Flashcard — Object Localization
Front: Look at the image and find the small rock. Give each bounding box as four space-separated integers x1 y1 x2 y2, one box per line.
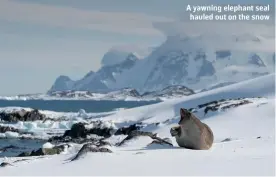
114 123 142 135
63 122 87 139
17 144 68 157
257 136 261 139
0 126 19 133
13 159 30 163
134 152 145 155
0 162 13 167
221 138 232 142
18 152 32 157
71 143 112 161
147 138 173 147
0 109 46 122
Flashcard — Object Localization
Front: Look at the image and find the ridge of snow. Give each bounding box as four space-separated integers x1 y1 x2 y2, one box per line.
0 72 274 176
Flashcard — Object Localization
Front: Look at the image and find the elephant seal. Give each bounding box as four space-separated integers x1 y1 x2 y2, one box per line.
170 108 214 150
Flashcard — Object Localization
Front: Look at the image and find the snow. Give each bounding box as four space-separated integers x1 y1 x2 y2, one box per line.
42 142 54 149
0 74 275 175
48 29 275 93
0 108 116 137
4 131 19 139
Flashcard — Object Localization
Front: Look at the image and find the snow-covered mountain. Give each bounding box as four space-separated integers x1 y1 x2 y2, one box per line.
49 53 139 92
1 85 194 101
49 34 275 93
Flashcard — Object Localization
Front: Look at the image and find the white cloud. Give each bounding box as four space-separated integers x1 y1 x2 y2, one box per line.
152 21 275 52
0 0 174 36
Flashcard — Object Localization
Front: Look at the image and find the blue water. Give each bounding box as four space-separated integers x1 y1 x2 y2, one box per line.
0 100 161 157
0 139 46 157
0 100 160 113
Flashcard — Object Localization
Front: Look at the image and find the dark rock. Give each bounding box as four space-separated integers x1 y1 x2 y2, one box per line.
204 106 219 115
71 143 112 161
63 122 87 139
198 98 253 115
221 138 232 142
61 121 115 142
198 100 219 109
134 152 145 155
257 136 261 139
0 109 46 122
96 139 112 147
87 127 113 138
147 137 173 147
248 54 266 67
117 130 160 146
0 162 13 167
221 100 252 110
18 151 32 157
0 126 19 133
17 144 68 157
216 50 231 59
114 123 142 135
13 159 30 163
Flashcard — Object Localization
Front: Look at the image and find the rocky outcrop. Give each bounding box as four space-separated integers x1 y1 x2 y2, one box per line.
0 109 46 122
63 122 88 139
71 143 112 162
0 162 13 167
117 130 172 147
114 123 143 135
49 122 145 144
147 138 173 148
183 98 256 116
63 121 115 138
0 126 19 133
48 121 116 144
18 144 70 157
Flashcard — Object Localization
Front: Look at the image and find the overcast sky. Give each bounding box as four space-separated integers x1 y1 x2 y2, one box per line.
0 0 274 95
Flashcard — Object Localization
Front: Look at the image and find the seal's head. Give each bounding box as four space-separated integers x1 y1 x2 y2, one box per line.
178 108 192 125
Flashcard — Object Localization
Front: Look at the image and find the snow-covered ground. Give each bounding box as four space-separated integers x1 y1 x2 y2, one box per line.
0 74 275 176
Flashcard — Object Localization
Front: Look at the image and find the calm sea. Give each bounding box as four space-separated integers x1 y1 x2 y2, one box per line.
0 99 160 157
0 99 160 113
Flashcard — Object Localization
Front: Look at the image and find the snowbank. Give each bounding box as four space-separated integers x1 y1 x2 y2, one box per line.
0 74 274 176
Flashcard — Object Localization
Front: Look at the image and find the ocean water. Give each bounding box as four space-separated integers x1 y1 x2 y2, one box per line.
0 139 46 157
0 100 160 113
0 99 160 157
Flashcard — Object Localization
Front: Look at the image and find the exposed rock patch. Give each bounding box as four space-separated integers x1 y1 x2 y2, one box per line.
117 130 172 147
221 138 232 142
18 144 70 157
0 109 46 122
114 123 143 135
187 98 257 115
0 162 13 167
71 143 112 162
147 138 173 148
49 121 115 144
0 126 19 133
49 122 145 144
